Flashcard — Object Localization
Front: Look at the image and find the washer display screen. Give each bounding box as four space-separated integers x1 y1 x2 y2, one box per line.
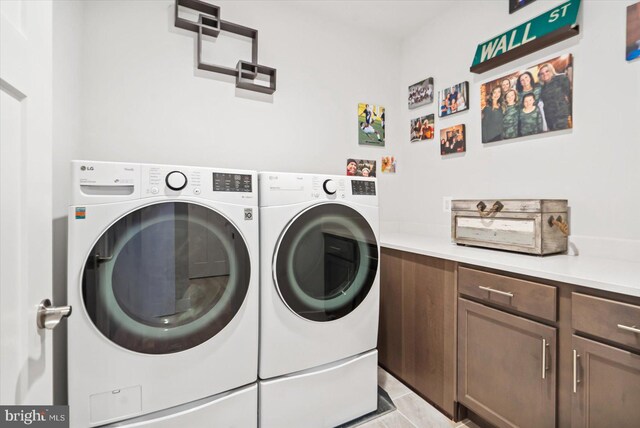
273 203 378 322
81 202 250 354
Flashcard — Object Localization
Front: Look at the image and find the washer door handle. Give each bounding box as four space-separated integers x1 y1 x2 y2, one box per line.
37 299 72 330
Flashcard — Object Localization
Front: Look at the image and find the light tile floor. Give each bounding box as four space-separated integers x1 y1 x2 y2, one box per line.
357 368 479 428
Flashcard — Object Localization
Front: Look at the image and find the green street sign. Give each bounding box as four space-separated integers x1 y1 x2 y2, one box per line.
472 0 580 70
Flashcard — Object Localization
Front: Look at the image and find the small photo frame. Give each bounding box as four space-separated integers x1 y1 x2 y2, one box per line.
381 156 396 173
440 125 466 155
346 158 376 177
410 114 434 143
438 81 469 118
358 103 385 146
509 0 537 14
408 77 434 109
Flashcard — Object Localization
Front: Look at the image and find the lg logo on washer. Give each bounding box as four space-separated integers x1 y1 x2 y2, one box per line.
79 165 94 171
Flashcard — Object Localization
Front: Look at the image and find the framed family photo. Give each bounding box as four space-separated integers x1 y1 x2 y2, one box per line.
440 125 466 155
346 158 376 177
358 103 385 146
408 78 434 109
480 54 573 144
410 114 434 143
438 82 469 118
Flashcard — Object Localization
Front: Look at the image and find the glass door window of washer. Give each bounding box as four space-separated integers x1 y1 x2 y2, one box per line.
82 202 250 354
274 203 378 322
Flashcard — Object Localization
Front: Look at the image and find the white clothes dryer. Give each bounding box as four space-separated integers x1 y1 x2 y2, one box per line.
258 172 379 428
67 161 259 428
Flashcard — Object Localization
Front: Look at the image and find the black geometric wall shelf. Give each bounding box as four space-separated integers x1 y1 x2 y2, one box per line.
174 0 277 94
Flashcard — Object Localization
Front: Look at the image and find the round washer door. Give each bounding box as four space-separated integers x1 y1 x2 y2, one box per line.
273 203 378 322
81 202 251 354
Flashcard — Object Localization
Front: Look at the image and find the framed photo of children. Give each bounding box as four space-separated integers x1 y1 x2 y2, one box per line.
408 78 434 109
480 54 573 144
346 158 376 177
509 0 537 14
438 82 469 118
358 103 385 146
410 114 434 143
440 125 466 155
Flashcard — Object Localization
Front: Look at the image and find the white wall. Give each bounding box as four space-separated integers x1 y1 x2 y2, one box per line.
77 1 400 192
388 0 640 256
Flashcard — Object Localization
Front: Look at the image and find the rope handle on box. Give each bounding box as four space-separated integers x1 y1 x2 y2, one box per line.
476 201 504 217
548 215 570 236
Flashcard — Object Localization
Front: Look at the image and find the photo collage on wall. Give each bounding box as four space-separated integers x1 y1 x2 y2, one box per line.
406 76 468 156
480 54 573 144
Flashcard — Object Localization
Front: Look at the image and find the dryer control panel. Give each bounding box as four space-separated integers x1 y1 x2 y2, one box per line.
259 172 377 207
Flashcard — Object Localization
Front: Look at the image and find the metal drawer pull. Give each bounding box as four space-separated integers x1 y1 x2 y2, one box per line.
542 339 549 379
573 350 581 393
478 285 514 298
617 324 640 334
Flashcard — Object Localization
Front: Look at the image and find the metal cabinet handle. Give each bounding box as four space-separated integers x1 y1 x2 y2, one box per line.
617 324 640 334
542 339 550 379
477 200 504 217
37 299 72 330
573 349 581 393
478 285 514 298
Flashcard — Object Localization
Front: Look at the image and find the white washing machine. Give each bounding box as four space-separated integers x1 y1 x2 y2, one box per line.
258 172 380 428
67 161 259 428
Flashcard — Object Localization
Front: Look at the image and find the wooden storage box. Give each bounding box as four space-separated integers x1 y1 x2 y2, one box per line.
451 199 568 255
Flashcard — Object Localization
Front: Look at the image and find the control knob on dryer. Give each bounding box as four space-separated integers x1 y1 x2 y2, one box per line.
323 179 337 195
166 171 188 191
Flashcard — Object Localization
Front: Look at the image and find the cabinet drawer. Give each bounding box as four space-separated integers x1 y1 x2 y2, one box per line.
572 293 640 351
458 266 557 322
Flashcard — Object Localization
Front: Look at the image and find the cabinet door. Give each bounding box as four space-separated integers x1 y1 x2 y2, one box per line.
378 248 403 375
571 335 640 428
458 298 556 428
402 253 455 415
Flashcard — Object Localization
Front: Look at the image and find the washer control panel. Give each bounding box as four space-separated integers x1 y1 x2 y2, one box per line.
142 164 256 203
213 173 252 192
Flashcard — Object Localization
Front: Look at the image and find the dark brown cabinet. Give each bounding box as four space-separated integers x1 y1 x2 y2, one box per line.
457 298 557 428
379 247 640 428
378 248 457 417
571 335 640 428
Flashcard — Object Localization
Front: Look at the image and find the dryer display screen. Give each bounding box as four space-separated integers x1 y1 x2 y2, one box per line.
213 173 252 192
351 180 376 196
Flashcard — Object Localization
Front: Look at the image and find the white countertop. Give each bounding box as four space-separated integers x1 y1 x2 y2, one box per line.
381 232 640 298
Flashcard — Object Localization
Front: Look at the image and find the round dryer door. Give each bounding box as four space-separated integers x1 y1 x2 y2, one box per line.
81 202 251 354
274 203 378 322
